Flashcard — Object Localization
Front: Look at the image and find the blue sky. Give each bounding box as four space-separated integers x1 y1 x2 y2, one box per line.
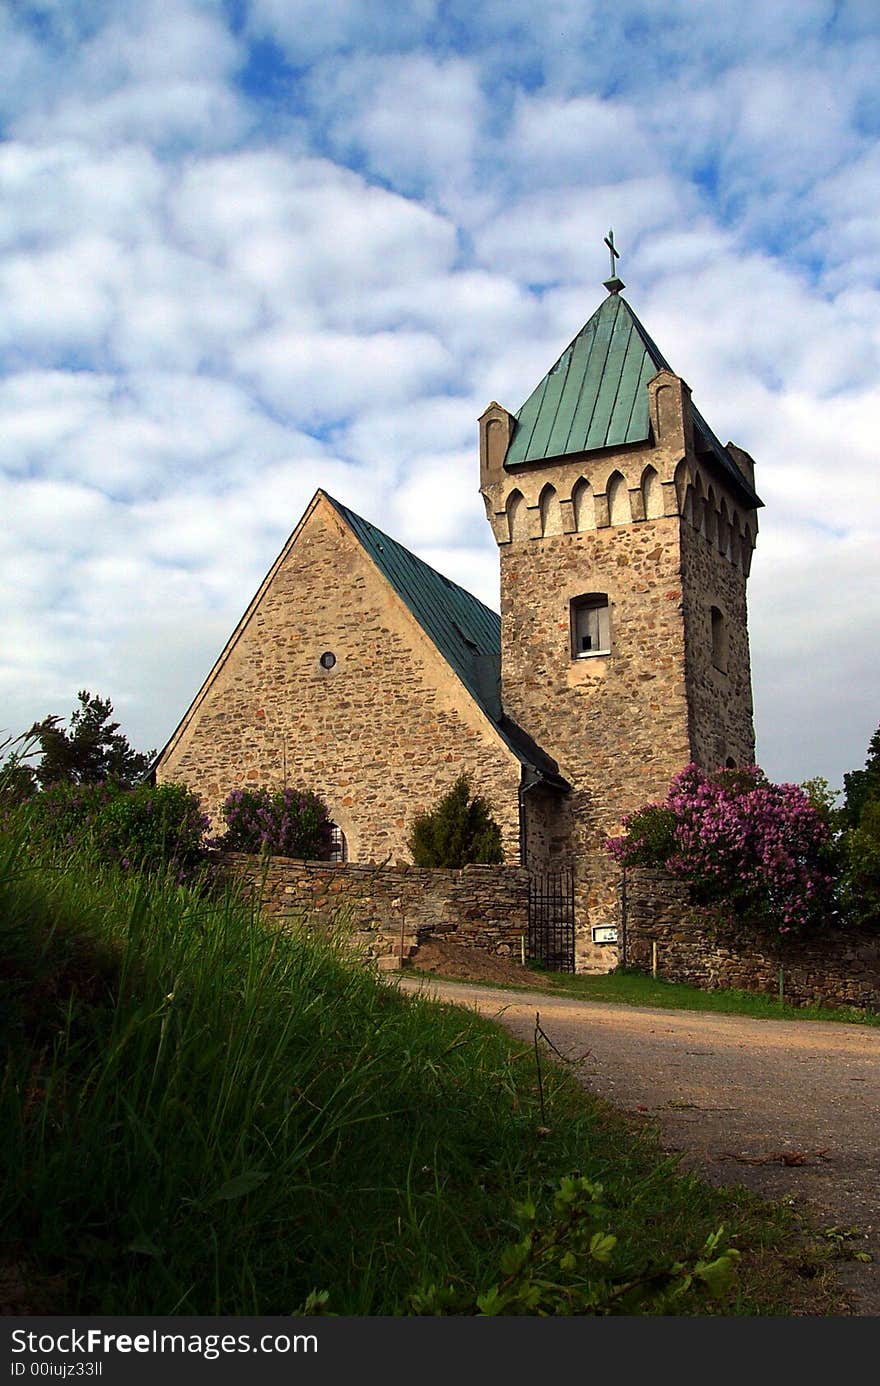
2 0 879 795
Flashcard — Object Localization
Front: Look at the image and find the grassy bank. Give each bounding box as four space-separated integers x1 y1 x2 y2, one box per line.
0 832 839 1314
516 966 880 1026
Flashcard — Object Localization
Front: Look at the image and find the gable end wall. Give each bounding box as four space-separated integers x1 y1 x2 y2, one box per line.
157 499 522 863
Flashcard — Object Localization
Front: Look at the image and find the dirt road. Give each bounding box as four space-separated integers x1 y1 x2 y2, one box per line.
398 977 880 1315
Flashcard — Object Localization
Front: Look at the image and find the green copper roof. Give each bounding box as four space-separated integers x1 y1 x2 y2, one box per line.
504 292 762 508
324 493 567 788
506 294 663 464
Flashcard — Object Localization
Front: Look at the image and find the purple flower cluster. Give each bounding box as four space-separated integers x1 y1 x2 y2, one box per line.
608 764 834 932
220 786 333 860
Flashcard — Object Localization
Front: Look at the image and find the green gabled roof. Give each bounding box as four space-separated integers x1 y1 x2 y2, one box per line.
324 493 567 789
504 293 762 508
506 294 663 465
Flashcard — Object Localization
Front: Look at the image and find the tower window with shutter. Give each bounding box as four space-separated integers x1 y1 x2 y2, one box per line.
570 594 611 658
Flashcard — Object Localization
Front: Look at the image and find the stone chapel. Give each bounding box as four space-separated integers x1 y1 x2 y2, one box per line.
156 268 762 970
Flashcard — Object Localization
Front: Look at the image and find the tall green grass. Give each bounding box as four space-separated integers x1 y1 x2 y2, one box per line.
0 830 834 1314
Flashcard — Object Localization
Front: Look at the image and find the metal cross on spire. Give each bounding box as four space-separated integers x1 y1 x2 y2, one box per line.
603 228 625 295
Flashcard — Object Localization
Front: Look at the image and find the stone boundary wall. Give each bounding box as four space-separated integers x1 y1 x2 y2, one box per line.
221 853 530 965
624 868 880 1011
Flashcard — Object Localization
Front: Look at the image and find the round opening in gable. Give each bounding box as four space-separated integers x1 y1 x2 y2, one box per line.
319 651 337 670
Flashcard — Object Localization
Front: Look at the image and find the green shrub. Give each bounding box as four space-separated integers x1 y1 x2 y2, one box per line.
608 765 833 933
840 797 880 928
10 780 209 878
842 725 880 829
609 804 676 867
0 748 37 807
93 782 210 877
408 1179 739 1315
1 830 756 1315
408 772 503 867
27 689 154 790
15 780 116 854
835 727 880 928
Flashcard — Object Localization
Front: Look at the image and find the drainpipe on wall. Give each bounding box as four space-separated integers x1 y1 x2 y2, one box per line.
518 773 530 868
619 866 628 968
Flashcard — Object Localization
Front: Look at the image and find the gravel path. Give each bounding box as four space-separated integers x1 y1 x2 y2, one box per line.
398 977 880 1315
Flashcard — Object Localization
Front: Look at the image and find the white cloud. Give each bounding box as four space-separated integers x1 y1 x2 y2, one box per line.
238 327 457 424
309 52 485 201
338 394 478 470
810 145 880 289
473 177 690 285
0 0 878 795
751 529 880 786
0 371 112 471
9 1 247 150
0 235 124 356
247 0 440 61
171 152 457 322
0 141 165 250
389 450 481 548
22 80 247 151
506 92 654 190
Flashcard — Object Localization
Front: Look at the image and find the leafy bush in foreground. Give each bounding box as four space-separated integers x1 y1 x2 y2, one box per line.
26 689 154 790
838 726 880 929
407 1180 738 1316
1 829 757 1316
92 781 210 876
840 798 880 928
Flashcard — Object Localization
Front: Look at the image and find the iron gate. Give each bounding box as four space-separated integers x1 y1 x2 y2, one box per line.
527 869 575 972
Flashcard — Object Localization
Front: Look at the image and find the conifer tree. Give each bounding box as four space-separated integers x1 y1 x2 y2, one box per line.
28 690 154 790
408 773 503 868
842 724 880 828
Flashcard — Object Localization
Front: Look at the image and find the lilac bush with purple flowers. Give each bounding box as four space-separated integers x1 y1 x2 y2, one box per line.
220 786 333 860
607 764 834 933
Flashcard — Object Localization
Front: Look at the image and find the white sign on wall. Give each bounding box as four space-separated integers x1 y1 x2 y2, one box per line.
592 925 618 945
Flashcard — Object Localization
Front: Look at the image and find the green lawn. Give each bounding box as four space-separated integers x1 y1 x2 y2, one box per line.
446 962 880 1027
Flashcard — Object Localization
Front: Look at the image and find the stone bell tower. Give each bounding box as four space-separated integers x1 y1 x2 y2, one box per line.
479 246 762 969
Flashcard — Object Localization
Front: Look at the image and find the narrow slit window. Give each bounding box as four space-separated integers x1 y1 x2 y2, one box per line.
571 595 611 658
711 606 728 673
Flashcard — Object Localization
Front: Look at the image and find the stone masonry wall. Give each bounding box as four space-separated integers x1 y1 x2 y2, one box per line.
680 524 756 769
223 852 530 966
521 783 567 874
500 515 692 968
158 496 523 865
625 869 880 1011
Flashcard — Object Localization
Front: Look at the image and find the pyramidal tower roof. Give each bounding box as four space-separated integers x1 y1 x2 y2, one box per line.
504 291 761 507
506 293 665 465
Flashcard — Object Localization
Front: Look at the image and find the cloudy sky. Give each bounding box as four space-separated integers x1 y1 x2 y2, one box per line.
2 0 879 794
